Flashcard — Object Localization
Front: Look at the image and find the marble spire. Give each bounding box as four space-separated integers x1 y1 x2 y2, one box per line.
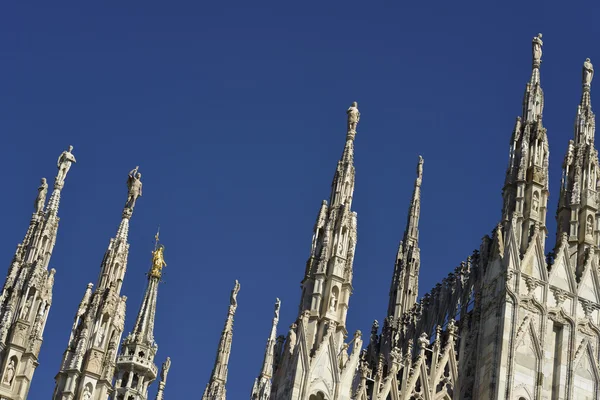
114 232 168 400
556 58 599 276
388 156 424 320
53 167 142 400
0 146 74 400
251 299 281 400
502 34 549 253
203 280 241 400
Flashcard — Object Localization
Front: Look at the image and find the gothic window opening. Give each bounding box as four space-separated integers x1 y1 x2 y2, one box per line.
121 372 129 388
132 373 139 390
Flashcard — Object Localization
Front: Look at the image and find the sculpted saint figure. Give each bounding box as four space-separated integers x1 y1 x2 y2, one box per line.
532 33 543 66
584 58 594 87
161 357 171 382
151 245 167 277
230 280 240 308
329 291 338 312
416 156 424 186
21 296 32 319
56 145 76 185
126 166 143 210
35 178 48 213
274 298 281 320
347 101 360 133
82 386 92 400
3 360 15 385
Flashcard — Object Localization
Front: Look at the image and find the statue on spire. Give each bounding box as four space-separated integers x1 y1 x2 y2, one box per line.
230 280 241 309
150 245 167 279
347 101 360 135
532 33 543 67
416 156 424 187
584 58 594 87
34 178 48 213
274 298 281 320
56 145 76 187
125 166 143 210
160 357 171 383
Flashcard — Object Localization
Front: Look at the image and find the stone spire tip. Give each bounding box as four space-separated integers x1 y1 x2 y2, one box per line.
583 58 594 90
346 101 360 140
532 33 543 69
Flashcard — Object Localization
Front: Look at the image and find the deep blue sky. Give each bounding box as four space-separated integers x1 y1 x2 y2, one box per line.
1 2 600 399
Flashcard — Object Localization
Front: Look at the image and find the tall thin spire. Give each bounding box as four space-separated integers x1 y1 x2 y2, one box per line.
251 299 280 400
203 280 241 400
114 231 168 400
556 58 598 276
0 146 74 400
53 166 143 400
502 34 549 254
388 156 424 320
271 102 364 399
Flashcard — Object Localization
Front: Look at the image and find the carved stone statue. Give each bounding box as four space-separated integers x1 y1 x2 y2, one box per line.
274 298 281 320
230 280 241 308
329 291 338 312
56 145 76 186
35 178 48 213
150 245 167 278
587 215 594 236
347 101 360 133
339 343 349 369
2 359 15 385
161 356 171 382
82 386 92 400
584 58 594 87
97 322 106 346
21 296 32 319
125 166 143 210
288 323 297 353
416 156 424 186
532 33 543 66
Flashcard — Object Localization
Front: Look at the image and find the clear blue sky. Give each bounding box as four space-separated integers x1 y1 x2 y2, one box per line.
1 2 599 398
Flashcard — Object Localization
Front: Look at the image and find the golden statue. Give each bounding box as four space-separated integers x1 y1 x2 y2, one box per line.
150 230 167 278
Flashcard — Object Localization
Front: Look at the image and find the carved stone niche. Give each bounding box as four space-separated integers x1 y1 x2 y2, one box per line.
85 349 104 375
11 321 29 347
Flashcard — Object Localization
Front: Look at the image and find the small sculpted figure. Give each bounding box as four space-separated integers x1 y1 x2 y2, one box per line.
35 178 48 213
3 360 15 385
347 101 360 133
532 33 543 66
161 357 171 382
56 145 76 185
125 166 143 210
230 280 240 308
584 58 594 87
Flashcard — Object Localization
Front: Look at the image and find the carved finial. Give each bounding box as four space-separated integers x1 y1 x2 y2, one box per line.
230 280 240 308
416 155 424 187
125 166 143 213
34 178 48 214
532 33 543 68
274 298 281 320
55 145 76 189
583 58 594 89
160 356 171 383
346 101 360 139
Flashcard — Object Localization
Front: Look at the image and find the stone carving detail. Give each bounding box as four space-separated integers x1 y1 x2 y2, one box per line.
125 166 143 211
2 359 15 386
35 178 48 213
161 356 171 382
82 385 92 400
346 101 360 135
532 33 543 67
584 58 594 87
56 145 76 187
